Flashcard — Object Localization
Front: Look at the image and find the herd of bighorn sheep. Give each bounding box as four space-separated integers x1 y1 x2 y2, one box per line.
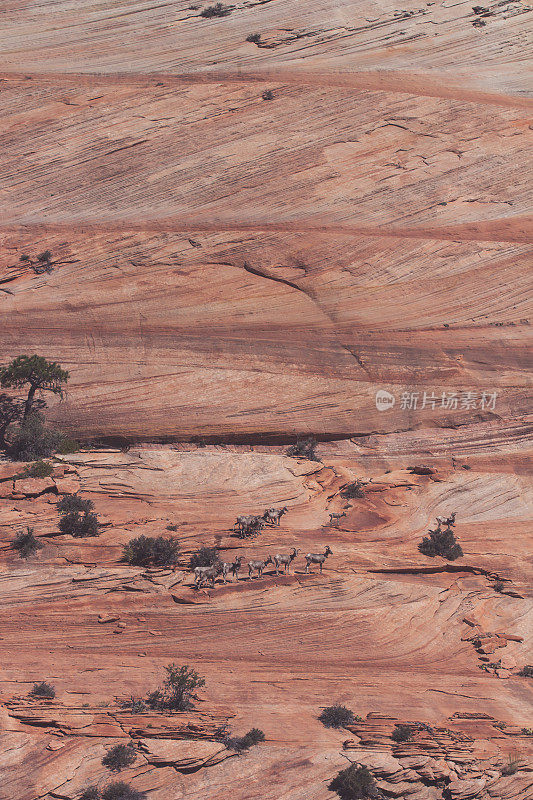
193 506 333 588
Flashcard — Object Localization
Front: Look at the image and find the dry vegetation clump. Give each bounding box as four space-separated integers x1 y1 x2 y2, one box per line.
29 681 55 699
319 705 357 729
102 743 137 772
328 763 379 799
12 527 43 559
146 664 205 711
224 727 265 752
122 535 179 567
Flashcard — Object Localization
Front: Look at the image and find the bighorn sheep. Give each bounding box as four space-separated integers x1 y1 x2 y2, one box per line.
263 506 288 526
305 545 332 573
329 511 347 524
234 515 265 538
248 555 273 579
193 564 220 588
220 555 244 583
436 512 456 528
273 548 300 575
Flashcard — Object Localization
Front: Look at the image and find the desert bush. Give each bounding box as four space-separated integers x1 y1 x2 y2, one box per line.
200 2 231 16
319 705 356 729
79 788 99 800
518 665 533 678
102 783 146 800
225 727 265 751
79 787 100 800
189 546 219 569
391 723 412 742
102 743 137 772
261 89 274 100
522 727 533 735
122 535 179 567
12 527 43 559
340 482 365 500
57 493 98 537
29 681 55 699
286 436 319 461
501 755 520 776
59 509 99 538
57 494 94 514
246 32 261 43
8 411 62 461
418 525 463 561
0 393 24 448
21 459 54 478
146 663 205 711
56 435 80 454
328 763 378 800
166 523 179 531
120 696 147 713
493 580 505 593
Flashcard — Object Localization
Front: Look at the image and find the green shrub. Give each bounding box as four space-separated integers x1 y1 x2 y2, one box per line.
328 763 378 800
189 546 219 570
57 494 99 538
225 727 265 751
57 494 93 514
200 2 231 16
102 743 137 772
518 665 533 678
340 482 365 500
59 510 99 538
391 723 412 742
122 535 179 567
79 787 100 800
12 527 43 559
120 697 147 713
102 784 146 800
318 705 355 729
501 756 520 776
286 437 319 461
20 459 54 478
418 524 463 561
8 412 61 461
30 681 55 699
146 663 205 711
56 435 80 454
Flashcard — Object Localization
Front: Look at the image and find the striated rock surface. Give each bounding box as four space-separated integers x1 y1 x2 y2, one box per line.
0 0 531 440
0 440 531 799
0 1 531 798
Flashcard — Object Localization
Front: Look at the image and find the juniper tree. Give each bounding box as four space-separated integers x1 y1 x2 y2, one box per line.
0 355 69 423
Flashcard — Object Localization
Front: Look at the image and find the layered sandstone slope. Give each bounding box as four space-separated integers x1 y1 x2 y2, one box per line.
1 1 531 440
1 223 531 438
1 0 531 99
0 440 531 799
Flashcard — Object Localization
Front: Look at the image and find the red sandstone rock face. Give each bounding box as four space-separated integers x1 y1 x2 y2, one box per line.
0 441 531 799
0 2 531 799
